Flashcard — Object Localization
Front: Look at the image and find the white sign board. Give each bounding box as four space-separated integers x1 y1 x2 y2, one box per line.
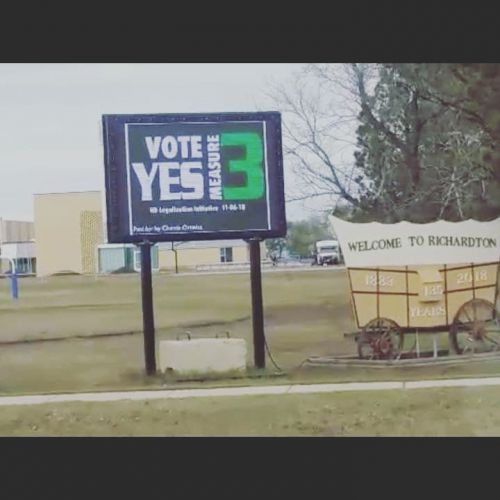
329 216 500 267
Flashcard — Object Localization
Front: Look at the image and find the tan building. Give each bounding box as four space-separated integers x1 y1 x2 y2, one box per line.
34 191 264 276
34 191 104 276
158 240 250 272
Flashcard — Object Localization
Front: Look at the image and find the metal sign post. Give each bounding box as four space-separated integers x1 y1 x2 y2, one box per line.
1 257 18 300
249 239 265 369
139 241 156 375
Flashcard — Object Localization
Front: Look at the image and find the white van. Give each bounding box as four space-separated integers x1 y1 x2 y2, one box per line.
314 240 340 265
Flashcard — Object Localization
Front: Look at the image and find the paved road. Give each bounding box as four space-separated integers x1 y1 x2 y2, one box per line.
1 376 500 407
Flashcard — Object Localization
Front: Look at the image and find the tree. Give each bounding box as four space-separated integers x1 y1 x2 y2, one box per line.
399 64 500 220
352 63 483 222
274 63 500 223
286 216 333 257
271 65 364 211
265 237 287 261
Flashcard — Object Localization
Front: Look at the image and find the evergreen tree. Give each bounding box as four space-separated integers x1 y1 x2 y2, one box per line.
353 63 500 222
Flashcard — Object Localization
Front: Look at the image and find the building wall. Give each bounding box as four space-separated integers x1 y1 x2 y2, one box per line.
0 219 34 244
33 190 267 275
159 247 218 269
0 258 9 273
34 192 103 276
232 246 248 263
80 210 104 273
180 248 225 267
159 244 249 270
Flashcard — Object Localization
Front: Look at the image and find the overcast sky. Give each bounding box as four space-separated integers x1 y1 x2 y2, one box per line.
0 63 348 222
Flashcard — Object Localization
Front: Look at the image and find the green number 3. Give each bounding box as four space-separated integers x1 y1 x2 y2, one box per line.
221 132 264 200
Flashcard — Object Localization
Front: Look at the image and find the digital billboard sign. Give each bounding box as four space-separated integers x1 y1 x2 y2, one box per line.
102 112 286 243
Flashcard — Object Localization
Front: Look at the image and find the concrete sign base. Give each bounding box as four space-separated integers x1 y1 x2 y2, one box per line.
159 338 247 375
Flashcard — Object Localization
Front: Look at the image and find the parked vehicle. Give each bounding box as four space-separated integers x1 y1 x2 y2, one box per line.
313 240 340 266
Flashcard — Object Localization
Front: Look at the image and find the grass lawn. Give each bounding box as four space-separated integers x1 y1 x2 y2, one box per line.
0 269 352 344
1 385 499 436
0 269 354 394
0 269 499 395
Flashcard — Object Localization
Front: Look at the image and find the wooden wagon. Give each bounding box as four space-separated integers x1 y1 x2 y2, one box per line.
347 262 500 359
330 216 500 360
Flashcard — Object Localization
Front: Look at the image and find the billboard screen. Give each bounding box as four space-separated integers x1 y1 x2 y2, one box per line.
102 112 286 243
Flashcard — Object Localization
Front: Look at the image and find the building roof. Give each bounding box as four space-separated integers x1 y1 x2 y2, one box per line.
33 190 101 197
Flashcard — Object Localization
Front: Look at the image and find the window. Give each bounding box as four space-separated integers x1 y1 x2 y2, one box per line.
13 257 35 274
98 247 127 273
133 246 159 272
220 247 233 263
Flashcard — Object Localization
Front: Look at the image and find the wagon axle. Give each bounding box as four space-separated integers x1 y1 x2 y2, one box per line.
366 334 394 359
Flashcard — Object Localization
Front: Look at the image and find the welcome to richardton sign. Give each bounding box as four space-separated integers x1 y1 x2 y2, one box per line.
330 215 500 267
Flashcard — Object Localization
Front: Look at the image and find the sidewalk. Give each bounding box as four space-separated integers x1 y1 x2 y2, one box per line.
1 376 500 407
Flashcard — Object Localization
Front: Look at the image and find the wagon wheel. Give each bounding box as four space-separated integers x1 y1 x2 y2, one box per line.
449 299 500 355
357 318 404 360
